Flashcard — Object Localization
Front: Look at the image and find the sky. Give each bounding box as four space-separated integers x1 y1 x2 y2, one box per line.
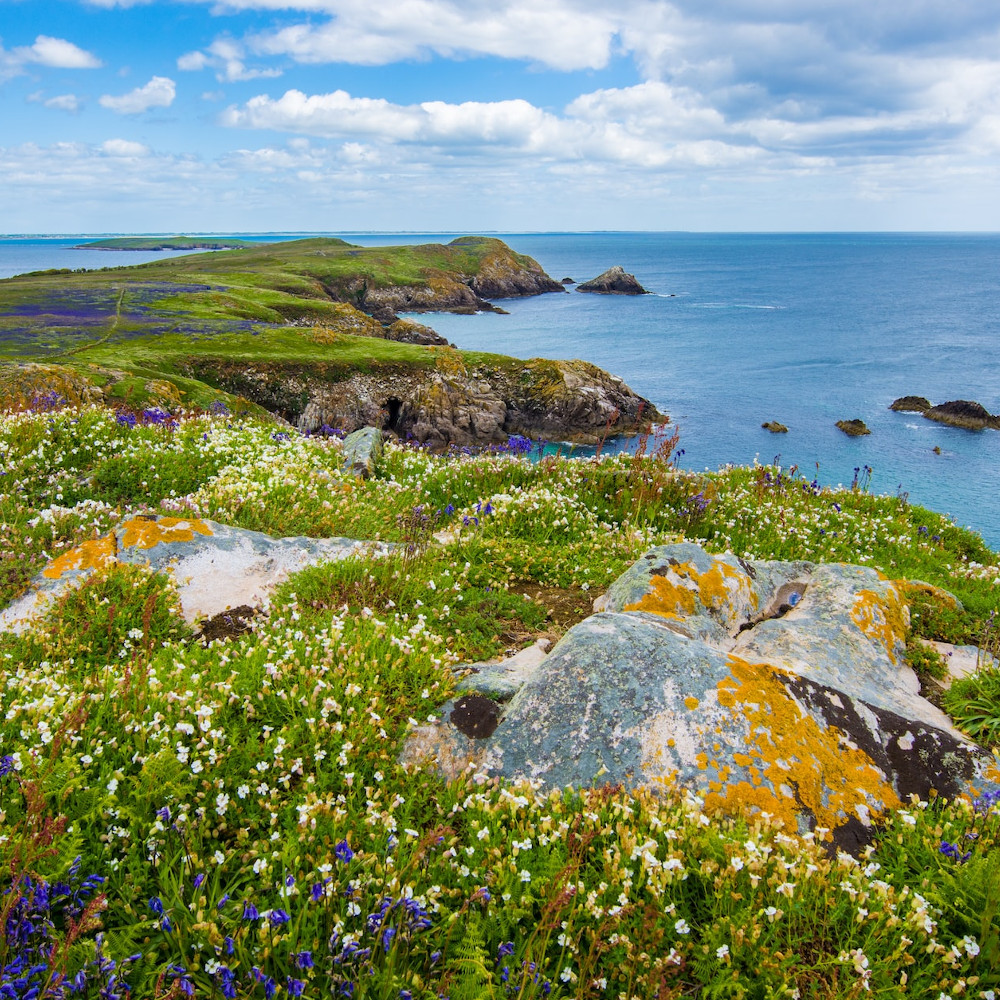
1 0 1000 233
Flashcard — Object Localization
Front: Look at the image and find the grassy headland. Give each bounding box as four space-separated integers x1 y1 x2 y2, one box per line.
1 398 999 998
0 237 591 421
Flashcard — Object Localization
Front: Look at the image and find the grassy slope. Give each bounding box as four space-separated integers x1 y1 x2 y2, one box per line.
1 406 998 999
0 237 548 409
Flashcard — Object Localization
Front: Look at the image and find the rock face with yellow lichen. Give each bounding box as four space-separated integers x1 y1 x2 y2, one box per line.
0 514 388 632
404 542 1000 853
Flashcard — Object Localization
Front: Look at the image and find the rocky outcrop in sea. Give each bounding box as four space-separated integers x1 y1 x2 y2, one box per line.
576 266 650 295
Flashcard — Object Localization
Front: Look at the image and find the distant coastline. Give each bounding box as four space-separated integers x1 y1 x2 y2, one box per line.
75 236 262 251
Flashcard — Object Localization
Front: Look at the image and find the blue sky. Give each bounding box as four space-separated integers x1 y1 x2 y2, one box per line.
2 0 999 232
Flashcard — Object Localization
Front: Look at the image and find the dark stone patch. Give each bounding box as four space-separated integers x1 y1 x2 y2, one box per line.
737 557 757 580
450 694 502 739
197 604 259 643
780 673 979 803
829 814 876 855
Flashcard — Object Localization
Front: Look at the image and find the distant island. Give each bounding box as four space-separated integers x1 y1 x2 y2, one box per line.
76 236 263 251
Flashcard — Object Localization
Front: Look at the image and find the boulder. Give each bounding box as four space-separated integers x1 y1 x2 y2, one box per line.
889 396 931 412
576 266 650 295
341 426 382 478
404 542 999 853
762 421 788 433
836 419 871 436
923 399 999 431
0 515 388 632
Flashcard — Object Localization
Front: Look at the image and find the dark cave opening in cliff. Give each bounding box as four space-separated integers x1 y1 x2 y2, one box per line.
383 397 402 432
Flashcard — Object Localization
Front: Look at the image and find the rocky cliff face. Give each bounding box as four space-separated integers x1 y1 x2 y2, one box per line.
308 356 661 446
197 351 664 447
352 238 565 322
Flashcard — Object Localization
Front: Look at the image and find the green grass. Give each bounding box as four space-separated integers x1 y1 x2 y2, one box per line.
0 236 564 418
1 402 999 999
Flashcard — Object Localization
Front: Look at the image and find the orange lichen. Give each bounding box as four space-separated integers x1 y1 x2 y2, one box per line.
684 696 699 710
850 587 907 663
42 535 116 579
625 573 696 618
624 557 756 623
704 654 900 837
119 517 214 550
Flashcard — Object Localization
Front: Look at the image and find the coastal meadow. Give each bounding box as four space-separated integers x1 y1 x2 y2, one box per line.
2 401 1000 999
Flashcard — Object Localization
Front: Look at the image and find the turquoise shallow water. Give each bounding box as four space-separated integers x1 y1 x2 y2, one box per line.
2 232 998 548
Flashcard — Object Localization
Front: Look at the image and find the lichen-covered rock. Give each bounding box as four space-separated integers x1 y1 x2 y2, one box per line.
577 266 650 295
405 542 1000 851
340 426 382 478
0 514 387 631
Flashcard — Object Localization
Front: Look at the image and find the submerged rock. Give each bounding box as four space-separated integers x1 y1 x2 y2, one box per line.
923 399 999 431
836 419 871 436
576 266 650 295
404 542 999 853
889 395 931 412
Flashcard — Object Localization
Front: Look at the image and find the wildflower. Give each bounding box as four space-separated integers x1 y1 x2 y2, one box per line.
148 896 164 916
334 840 354 863
270 908 291 926
243 900 260 921
716 944 730 959
674 918 691 934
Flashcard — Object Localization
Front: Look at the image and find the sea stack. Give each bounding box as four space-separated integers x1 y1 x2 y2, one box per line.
577 266 650 295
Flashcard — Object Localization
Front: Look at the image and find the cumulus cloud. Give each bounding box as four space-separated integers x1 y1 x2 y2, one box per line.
99 76 176 114
178 39 282 82
1 34 102 80
20 35 102 69
245 0 617 71
220 86 763 169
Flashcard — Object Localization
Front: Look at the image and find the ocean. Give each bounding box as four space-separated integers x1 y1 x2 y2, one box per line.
2 232 998 548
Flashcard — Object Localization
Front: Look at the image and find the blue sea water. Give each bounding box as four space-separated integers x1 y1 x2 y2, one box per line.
2 232 998 548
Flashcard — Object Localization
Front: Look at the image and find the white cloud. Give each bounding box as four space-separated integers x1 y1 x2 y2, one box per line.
246 0 617 71
42 93 83 112
18 35 102 69
178 39 282 82
1 34 101 80
220 87 761 169
99 76 177 114
101 138 150 156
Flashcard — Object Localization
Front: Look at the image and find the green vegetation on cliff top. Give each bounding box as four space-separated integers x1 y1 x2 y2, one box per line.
0 236 557 412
